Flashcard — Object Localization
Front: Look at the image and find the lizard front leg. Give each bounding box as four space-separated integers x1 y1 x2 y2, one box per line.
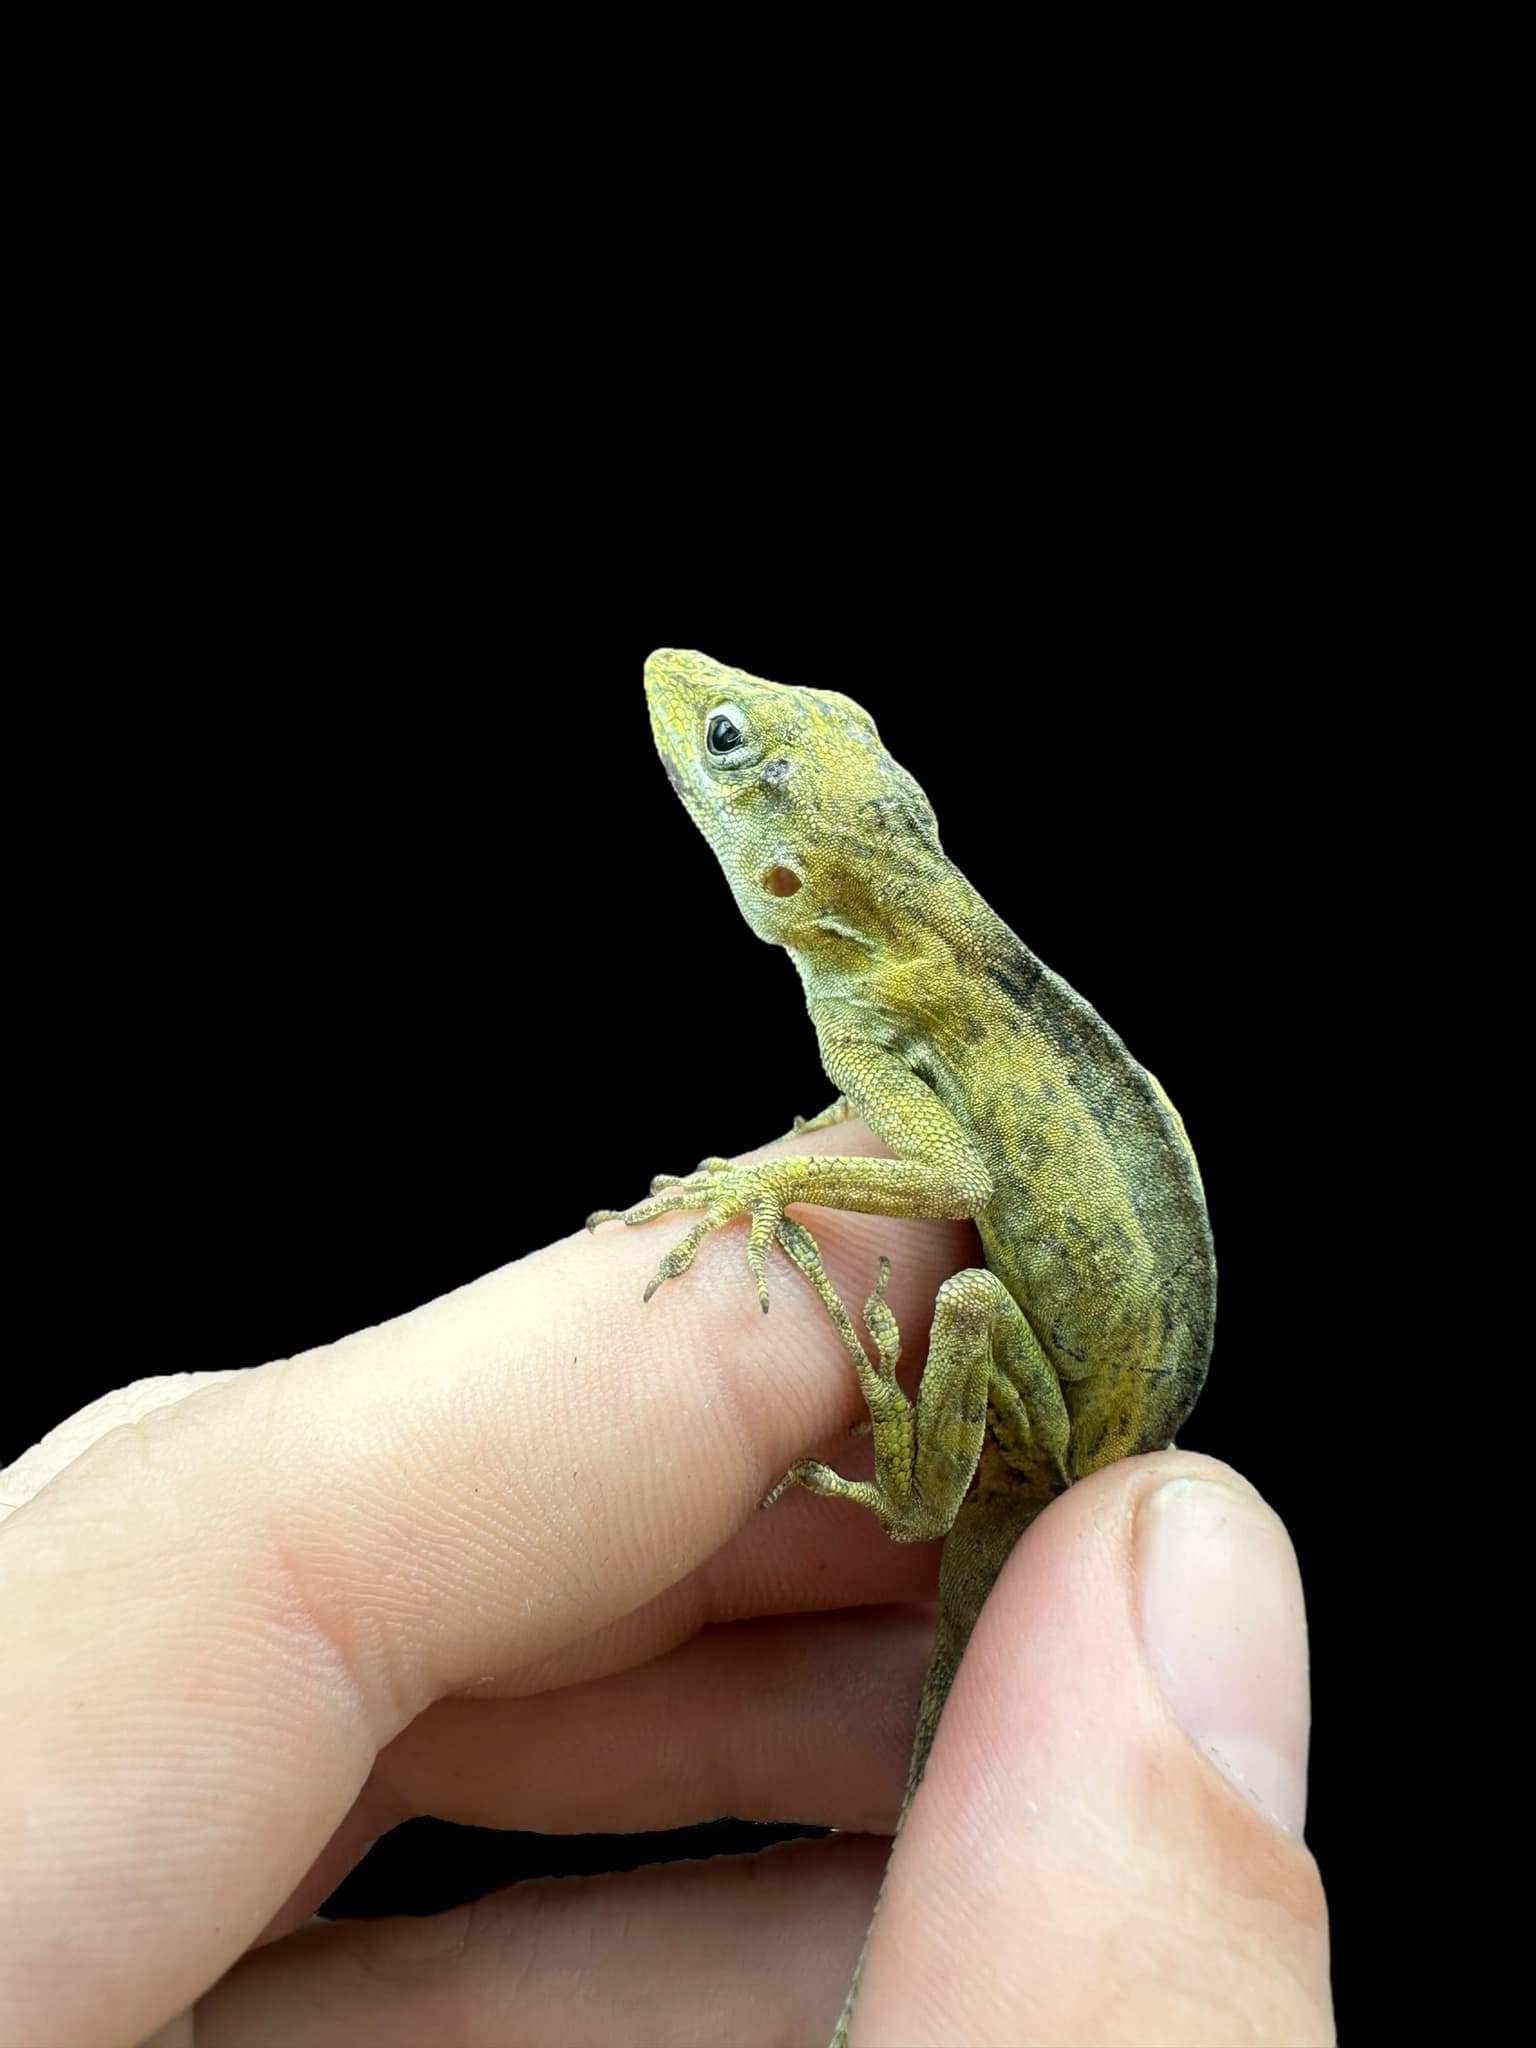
586 1040 992 1312
791 1095 854 1135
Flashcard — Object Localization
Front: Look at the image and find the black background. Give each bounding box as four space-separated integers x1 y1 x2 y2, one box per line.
11 496 1382 2032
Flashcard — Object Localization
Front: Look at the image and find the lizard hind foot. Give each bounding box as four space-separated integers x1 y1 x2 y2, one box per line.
844 1258 903 1434
862 1257 900 1378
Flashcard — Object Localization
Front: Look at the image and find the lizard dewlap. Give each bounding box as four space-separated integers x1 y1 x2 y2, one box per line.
589 647 1216 2047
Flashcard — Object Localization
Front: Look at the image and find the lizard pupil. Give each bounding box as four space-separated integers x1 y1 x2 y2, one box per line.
707 715 743 755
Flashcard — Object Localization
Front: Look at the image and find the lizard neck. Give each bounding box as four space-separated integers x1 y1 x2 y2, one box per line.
784 845 1058 1072
784 840 1024 995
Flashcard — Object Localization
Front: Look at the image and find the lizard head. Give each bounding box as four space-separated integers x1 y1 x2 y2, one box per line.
643 648 940 952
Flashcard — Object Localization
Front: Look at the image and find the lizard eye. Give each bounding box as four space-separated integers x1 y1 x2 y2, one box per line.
705 704 747 758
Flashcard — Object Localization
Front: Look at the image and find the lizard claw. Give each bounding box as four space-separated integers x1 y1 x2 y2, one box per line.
746 1194 785 1312
640 1206 727 1299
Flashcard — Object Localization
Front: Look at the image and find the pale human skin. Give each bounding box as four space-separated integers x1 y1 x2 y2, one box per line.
0 1124 1332 2047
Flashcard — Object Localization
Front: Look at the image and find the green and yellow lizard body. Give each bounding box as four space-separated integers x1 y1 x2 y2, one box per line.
589 649 1216 2046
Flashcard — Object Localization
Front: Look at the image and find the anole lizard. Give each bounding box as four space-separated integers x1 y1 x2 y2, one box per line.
588 649 1216 2046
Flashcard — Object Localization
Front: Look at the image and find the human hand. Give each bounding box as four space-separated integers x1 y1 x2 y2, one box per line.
0 1123 1331 2045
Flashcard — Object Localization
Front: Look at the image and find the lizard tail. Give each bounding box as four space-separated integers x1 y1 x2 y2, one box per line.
827 1482 1048 2047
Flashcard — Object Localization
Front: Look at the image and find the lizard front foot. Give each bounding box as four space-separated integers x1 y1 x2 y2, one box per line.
587 1160 793 1312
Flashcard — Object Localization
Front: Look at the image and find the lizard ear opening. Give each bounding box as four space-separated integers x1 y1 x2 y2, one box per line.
764 866 802 898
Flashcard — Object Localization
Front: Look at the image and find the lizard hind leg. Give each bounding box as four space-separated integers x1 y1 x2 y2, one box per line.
777 1267 1071 1542
759 1224 903 1513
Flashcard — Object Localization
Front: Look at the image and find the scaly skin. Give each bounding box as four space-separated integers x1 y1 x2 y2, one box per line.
588 649 1216 2046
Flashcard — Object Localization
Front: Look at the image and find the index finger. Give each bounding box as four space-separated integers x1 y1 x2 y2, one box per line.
0 1121 972 2048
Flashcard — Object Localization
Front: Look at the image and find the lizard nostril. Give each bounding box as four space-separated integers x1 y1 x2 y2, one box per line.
764 866 802 897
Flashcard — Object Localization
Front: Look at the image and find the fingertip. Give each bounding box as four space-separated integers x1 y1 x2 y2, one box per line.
1134 1466 1310 1836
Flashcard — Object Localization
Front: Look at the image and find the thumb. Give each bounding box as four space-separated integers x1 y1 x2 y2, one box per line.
851 1452 1333 2047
